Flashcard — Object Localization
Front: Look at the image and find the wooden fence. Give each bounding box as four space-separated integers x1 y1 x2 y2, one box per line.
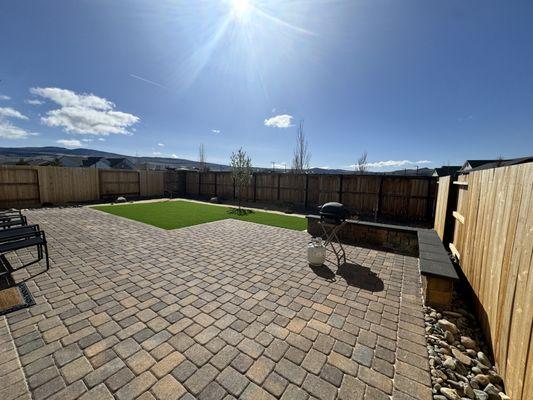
185 171 437 223
435 162 533 400
0 166 178 208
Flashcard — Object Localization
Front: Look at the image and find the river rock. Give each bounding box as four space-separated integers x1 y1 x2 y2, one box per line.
452 348 472 366
473 389 489 400
460 382 476 399
461 336 477 349
440 387 461 400
444 356 456 370
487 373 503 385
438 319 459 334
473 374 490 387
483 383 500 400
444 330 455 344
477 352 491 367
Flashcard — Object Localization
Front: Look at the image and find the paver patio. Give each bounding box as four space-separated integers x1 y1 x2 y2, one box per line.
0 207 432 400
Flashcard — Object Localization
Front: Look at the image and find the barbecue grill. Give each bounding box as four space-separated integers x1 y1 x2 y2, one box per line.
317 202 348 268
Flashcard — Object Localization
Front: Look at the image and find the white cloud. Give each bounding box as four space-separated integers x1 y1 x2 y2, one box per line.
0 121 37 139
0 94 11 101
264 114 293 128
0 107 36 139
57 139 82 148
25 99 44 105
82 138 93 142
152 151 162 156
98 138 106 141
171 154 178 159
157 142 165 147
30 87 139 135
211 129 220 134
0 107 28 120
348 159 433 170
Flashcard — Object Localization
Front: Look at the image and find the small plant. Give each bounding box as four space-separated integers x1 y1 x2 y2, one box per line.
230 147 252 209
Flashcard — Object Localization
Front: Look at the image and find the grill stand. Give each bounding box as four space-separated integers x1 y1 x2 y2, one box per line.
318 220 347 269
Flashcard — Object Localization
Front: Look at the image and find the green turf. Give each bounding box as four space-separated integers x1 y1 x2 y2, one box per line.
93 200 307 231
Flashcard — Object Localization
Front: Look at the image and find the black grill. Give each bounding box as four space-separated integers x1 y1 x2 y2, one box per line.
319 202 349 225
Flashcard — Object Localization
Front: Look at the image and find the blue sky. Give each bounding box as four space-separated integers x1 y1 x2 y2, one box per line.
0 0 532 170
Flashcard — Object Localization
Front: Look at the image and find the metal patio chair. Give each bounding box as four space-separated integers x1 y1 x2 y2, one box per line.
0 224 49 279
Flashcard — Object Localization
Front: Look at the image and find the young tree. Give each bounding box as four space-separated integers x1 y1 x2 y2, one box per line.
291 120 311 172
230 147 252 209
50 157 62 167
198 143 207 172
356 151 368 173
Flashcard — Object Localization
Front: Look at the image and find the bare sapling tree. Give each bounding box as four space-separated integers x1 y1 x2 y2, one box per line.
198 143 207 172
291 120 311 173
230 147 253 210
356 151 368 173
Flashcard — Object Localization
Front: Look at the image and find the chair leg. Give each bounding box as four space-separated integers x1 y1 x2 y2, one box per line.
44 242 50 271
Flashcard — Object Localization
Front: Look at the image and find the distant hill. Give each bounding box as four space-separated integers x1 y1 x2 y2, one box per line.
0 146 434 176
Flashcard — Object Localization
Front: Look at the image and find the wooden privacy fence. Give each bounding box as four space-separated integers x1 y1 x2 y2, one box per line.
0 166 177 208
434 162 533 400
185 171 437 223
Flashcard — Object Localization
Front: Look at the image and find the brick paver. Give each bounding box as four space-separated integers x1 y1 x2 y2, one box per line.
1 207 432 399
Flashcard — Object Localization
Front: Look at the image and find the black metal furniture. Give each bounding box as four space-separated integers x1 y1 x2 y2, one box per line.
0 214 28 229
0 224 49 279
317 202 349 268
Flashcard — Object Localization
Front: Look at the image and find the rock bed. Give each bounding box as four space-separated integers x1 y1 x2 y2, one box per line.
424 292 510 400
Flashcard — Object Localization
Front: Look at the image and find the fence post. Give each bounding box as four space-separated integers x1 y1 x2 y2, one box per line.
304 174 309 209
338 175 343 203
253 173 257 202
425 178 433 222
277 174 281 201
214 173 217 197
376 176 384 220
198 172 201 196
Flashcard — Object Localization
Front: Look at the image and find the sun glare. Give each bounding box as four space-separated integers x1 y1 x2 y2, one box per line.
231 0 251 19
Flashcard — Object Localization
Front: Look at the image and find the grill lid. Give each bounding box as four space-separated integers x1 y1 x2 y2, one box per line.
319 202 349 223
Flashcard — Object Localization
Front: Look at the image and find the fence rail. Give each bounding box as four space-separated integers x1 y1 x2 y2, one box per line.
435 162 533 400
185 171 437 223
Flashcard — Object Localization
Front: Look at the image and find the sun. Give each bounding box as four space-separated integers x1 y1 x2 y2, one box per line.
231 0 251 19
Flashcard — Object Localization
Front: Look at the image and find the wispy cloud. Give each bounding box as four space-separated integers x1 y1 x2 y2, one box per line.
98 138 106 142
264 114 293 128
171 154 179 159
129 74 168 90
57 139 82 148
211 129 220 134
25 99 44 105
0 107 28 120
82 138 93 143
31 87 140 135
157 142 165 147
0 94 11 101
152 151 162 156
0 107 37 139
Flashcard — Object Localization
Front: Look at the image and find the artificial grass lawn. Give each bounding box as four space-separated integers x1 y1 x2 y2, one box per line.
93 200 307 231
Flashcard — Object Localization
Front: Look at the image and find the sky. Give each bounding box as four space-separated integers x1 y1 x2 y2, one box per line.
0 0 532 170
